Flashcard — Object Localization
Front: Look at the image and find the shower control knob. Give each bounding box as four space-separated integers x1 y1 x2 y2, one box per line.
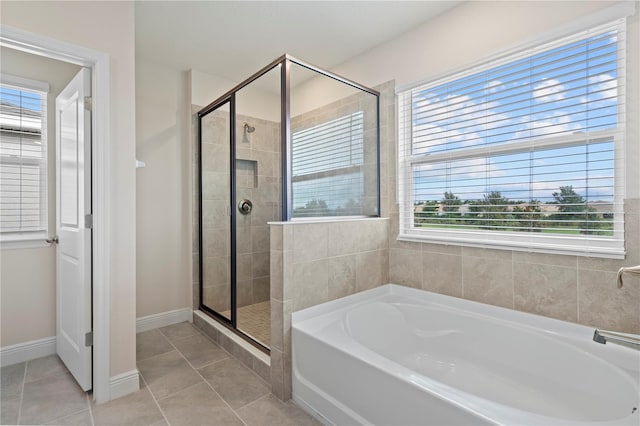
238 199 253 215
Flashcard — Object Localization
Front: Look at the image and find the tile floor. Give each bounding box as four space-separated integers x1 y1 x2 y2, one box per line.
0 322 319 425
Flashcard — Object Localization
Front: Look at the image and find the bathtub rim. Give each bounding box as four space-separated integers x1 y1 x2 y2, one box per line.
291 283 640 425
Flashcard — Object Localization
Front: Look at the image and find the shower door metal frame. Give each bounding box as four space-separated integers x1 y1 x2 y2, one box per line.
197 96 238 332
197 53 381 351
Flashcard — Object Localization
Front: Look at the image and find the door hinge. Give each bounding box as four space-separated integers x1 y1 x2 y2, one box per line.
85 331 93 347
84 96 93 112
85 214 93 229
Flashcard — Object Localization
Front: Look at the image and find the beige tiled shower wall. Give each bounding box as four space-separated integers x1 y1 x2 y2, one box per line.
235 113 281 308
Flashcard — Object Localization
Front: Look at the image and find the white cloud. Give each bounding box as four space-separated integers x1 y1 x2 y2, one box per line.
484 80 503 94
533 78 565 103
587 74 618 101
514 112 583 139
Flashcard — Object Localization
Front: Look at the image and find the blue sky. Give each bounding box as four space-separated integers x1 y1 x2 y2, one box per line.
412 30 618 204
0 87 42 112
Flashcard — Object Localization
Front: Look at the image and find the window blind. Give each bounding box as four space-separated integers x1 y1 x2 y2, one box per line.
398 19 626 257
0 82 48 236
291 111 365 217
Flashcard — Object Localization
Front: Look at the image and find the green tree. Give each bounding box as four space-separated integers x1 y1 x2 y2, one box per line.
293 199 330 217
441 192 463 226
512 200 543 232
480 191 513 230
442 192 462 212
550 186 600 234
552 186 586 213
414 201 439 226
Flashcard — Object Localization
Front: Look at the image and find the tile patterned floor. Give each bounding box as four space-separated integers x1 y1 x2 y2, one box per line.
222 301 271 346
0 322 318 425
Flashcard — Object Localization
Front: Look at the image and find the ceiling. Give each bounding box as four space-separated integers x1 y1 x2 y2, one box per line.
135 1 460 82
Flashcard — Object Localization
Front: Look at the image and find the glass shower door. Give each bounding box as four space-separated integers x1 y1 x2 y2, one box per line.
199 101 232 322
233 67 281 349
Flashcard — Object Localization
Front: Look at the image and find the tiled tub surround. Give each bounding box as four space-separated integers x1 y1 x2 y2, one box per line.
388 201 640 334
269 218 389 400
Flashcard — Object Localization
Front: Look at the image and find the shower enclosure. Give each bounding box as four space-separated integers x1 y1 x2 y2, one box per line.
197 54 379 350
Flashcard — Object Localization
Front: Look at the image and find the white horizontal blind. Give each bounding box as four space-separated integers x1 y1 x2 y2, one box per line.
291 111 364 217
398 19 626 257
0 82 48 237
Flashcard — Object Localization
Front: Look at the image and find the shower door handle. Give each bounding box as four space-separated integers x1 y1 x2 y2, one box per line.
238 199 253 215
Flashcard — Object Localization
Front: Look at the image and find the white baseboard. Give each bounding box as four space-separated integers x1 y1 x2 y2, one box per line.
0 336 56 367
109 369 139 400
136 307 193 333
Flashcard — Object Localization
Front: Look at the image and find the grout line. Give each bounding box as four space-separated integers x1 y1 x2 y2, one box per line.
136 348 177 364
86 392 96 426
153 379 205 403
576 255 580 323
233 392 272 412
16 359 29 425
461 254 465 299
164 335 250 426
191 354 231 371
139 373 171 426
512 254 516 309
46 406 92 426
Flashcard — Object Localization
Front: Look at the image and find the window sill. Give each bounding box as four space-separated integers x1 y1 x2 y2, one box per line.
1 236 50 250
397 232 625 260
269 216 386 225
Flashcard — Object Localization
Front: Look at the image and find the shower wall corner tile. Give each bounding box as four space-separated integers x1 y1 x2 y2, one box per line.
270 299 284 352
270 225 283 251
270 348 285 401
270 251 283 302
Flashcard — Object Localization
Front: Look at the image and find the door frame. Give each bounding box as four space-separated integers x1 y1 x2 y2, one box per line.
0 25 111 403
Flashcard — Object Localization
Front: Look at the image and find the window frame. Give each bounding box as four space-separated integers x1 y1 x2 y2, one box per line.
0 74 50 249
397 19 627 259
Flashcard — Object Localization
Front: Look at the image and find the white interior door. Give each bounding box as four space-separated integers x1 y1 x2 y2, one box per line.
55 67 92 391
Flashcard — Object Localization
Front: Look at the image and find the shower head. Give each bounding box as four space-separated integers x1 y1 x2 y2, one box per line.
243 122 255 133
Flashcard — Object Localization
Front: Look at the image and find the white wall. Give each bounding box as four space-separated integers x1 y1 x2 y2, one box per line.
0 47 80 347
135 58 191 317
1 1 137 377
191 69 281 121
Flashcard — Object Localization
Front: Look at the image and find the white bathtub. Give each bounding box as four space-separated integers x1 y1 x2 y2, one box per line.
291 284 640 426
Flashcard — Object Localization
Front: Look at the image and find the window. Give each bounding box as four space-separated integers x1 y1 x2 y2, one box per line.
398 19 626 257
0 75 49 244
291 111 366 217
